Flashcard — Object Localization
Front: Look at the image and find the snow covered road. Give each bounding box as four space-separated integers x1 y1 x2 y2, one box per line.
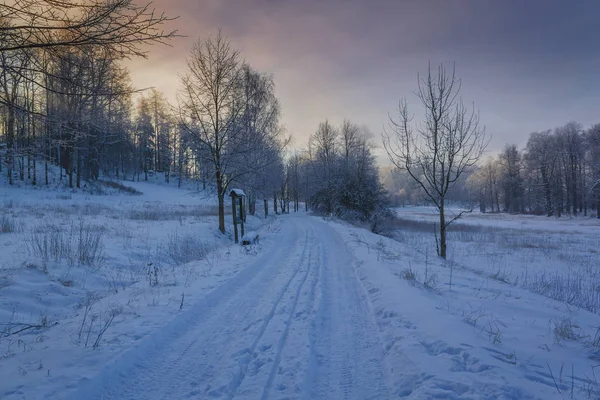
60 212 589 400
68 215 390 400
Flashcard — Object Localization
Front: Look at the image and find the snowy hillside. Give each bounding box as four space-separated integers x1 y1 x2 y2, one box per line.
0 179 271 399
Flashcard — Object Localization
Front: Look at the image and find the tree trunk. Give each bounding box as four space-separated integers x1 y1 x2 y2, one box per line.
264 198 268 217
19 153 25 181
541 167 552 217
217 171 225 234
439 200 447 259
274 192 278 214
76 148 82 189
7 107 15 185
571 158 577 216
249 192 256 215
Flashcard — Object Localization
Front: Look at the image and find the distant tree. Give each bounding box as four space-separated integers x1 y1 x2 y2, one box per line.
308 120 339 214
587 124 600 218
556 122 584 216
305 119 387 223
499 144 524 213
134 96 155 181
523 131 556 216
383 64 489 259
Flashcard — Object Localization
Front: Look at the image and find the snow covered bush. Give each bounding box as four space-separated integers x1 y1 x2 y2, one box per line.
164 231 210 266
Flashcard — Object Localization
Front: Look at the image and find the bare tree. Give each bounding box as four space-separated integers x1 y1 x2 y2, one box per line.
178 32 242 233
0 0 178 57
178 33 285 233
383 64 489 259
499 144 524 213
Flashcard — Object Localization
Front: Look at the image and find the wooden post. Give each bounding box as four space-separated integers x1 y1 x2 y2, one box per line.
232 195 238 243
239 197 245 238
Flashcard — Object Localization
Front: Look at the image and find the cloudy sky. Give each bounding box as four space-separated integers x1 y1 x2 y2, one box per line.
126 0 600 158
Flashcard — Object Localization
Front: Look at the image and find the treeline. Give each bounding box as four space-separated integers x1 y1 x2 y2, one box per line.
0 2 289 233
467 122 600 217
0 36 284 196
0 0 179 187
384 121 600 218
278 120 389 230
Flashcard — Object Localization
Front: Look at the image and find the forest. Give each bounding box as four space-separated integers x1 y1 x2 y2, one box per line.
384 123 600 218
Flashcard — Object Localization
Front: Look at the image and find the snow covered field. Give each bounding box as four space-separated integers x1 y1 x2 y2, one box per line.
394 206 600 313
2 187 600 399
0 180 269 399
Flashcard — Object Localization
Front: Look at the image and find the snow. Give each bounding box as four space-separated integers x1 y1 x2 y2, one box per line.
242 231 259 245
229 188 246 197
1 186 599 399
0 179 268 399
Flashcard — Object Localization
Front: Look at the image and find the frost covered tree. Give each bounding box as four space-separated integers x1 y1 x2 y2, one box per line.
383 64 489 259
178 32 285 233
0 0 177 188
304 119 388 224
586 124 600 218
499 144 524 213
523 130 556 216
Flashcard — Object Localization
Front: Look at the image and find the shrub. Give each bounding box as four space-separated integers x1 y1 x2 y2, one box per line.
400 265 417 284
164 231 210 266
0 215 16 233
76 221 105 267
98 180 142 195
550 317 583 344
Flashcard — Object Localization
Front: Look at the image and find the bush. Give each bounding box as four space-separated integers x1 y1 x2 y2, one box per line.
27 224 72 262
98 180 142 195
76 221 105 266
0 215 16 233
400 265 417 283
164 231 209 266
550 317 583 344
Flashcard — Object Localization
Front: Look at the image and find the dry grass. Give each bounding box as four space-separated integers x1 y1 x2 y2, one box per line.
26 221 105 267
127 204 222 221
163 231 210 266
0 215 17 233
391 215 600 314
97 180 142 195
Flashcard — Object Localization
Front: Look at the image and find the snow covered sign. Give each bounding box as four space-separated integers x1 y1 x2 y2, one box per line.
229 188 246 243
229 188 245 198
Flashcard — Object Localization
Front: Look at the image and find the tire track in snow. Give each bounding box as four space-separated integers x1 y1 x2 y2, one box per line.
226 227 313 399
66 220 304 400
260 236 317 400
304 220 390 400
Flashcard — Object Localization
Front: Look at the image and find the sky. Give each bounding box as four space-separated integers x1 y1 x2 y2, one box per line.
125 0 600 160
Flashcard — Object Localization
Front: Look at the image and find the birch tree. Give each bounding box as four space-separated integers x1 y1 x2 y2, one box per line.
383 64 489 259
